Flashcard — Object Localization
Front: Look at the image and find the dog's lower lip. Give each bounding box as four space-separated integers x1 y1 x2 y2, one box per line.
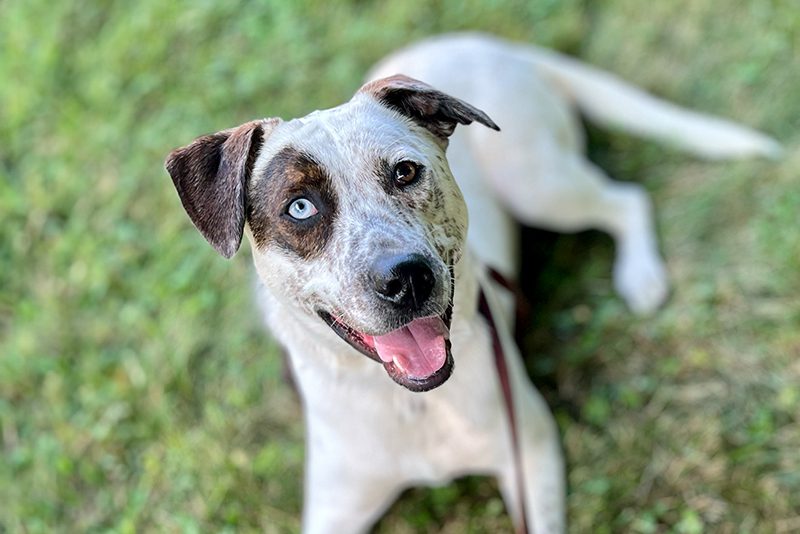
381 343 453 392
317 310 382 363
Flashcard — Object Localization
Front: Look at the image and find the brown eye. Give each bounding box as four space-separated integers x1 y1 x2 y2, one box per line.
393 161 420 187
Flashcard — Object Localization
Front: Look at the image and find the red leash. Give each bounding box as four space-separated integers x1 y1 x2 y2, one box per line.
477 278 532 534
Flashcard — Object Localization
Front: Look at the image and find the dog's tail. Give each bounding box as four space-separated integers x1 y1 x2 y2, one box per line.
527 48 782 160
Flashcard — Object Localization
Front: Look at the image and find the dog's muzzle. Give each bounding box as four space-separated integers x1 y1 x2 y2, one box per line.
317 258 454 392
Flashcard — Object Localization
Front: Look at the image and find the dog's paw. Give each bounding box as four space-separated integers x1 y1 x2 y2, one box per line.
613 250 669 315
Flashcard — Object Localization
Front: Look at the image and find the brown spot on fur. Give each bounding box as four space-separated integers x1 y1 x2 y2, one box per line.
360 75 500 139
248 147 337 259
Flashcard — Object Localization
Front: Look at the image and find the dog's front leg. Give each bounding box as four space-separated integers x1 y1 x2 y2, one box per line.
302 438 401 534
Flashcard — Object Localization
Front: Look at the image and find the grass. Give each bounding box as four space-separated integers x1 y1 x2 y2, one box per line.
1 0 798 532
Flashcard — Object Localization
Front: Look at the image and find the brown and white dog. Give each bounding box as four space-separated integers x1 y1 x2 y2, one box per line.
165 33 779 533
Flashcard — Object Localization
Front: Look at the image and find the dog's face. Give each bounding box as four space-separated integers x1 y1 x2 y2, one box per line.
166 75 498 391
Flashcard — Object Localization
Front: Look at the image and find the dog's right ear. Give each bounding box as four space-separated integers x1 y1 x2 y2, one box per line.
165 118 280 258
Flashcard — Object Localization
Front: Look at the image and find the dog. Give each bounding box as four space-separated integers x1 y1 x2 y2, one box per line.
166 75 564 533
368 33 781 316
165 33 779 533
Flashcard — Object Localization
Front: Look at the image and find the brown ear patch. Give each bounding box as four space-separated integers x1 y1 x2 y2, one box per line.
165 119 278 258
361 74 499 138
247 147 338 260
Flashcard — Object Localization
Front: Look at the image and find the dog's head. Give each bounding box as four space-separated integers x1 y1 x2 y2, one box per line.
165 75 498 392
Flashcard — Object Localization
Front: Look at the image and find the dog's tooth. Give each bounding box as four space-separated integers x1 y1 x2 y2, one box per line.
392 355 406 373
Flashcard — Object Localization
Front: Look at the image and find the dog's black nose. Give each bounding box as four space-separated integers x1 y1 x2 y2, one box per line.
371 253 436 310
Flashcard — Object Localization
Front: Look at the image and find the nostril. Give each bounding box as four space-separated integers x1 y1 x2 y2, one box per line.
410 267 434 303
383 278 404 299
420 269 433 287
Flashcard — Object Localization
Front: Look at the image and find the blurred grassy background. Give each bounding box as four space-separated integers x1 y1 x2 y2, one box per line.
1 0 798 532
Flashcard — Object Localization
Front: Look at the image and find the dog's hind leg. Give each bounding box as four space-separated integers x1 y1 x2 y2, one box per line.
477 135 668 314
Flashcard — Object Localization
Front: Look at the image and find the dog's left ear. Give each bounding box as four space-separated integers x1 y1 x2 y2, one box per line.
360 74 499 139
165 118 279 259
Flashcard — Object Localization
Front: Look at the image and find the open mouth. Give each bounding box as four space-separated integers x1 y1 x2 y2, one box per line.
318 303 454 392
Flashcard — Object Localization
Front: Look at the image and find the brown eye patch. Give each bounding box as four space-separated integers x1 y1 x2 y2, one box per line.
248 146 338 259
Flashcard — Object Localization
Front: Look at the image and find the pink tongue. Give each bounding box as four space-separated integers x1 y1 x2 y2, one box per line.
372 317 449 379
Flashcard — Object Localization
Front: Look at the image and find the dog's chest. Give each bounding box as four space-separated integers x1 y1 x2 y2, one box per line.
297 315 507 479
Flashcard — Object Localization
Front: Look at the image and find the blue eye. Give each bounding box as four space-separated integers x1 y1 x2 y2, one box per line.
287 198 318 220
